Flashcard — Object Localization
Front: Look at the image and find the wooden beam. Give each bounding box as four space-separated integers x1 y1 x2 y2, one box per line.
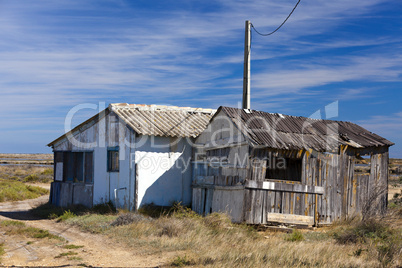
245 180 324 195
267 212 314 226
192 184 245 191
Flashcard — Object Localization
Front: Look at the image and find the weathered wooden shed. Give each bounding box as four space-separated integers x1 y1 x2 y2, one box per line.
48 103 215 210
192 106 393 226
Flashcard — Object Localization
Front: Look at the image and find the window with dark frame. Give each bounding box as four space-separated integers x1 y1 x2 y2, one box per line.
265 156 302 182
107 147 119 172
61 152 93 183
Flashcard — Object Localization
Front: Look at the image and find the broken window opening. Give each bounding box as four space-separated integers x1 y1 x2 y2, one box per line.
265 156 302 182
355 153 371 174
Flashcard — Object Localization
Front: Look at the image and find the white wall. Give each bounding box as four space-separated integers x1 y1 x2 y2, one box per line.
135 136 193 208
52 111 194 210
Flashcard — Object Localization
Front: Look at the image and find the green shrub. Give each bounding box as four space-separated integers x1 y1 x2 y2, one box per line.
57 210 77 222
172 255 194 267
286 229 304 242
24 174 39 182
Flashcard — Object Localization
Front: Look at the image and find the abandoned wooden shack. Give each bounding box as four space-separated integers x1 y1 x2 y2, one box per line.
47 103 215 210
192 106 394 226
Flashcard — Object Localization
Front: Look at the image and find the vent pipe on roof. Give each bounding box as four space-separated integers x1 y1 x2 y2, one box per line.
242 20 251 110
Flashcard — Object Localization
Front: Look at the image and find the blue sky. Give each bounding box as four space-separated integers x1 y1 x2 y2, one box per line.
0 0 401 157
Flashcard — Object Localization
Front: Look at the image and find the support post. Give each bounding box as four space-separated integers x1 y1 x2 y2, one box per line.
242 20 251 110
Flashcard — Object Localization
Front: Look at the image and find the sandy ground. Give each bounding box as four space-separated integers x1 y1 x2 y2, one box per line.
0 195 171 267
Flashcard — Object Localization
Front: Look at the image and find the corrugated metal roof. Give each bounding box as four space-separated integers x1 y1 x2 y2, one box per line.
110 103 215 138
220 106 393 151
48 103 216 147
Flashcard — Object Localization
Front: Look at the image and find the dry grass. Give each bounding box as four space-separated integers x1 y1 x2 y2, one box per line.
0 179 49 202
60 206 402 268
0 165 53 183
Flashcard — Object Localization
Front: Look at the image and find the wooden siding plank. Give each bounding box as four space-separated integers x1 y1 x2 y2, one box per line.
275 191 282 213
253 190 264 224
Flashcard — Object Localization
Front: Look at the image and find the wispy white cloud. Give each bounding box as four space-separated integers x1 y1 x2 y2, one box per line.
358 112 402 156
252 54 402 96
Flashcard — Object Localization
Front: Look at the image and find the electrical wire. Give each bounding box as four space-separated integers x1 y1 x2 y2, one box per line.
251 0 301 36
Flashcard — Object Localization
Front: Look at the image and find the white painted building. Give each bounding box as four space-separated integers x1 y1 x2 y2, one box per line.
48 103 215 210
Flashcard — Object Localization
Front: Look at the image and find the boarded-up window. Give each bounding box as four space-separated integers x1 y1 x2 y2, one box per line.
61 152 93 184
85 152 94 183
108 147 119 172
63 152 74 182
265 157 302 182
74 152 84 183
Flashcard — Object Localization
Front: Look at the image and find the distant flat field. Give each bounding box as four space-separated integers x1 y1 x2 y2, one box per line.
0 154 53 165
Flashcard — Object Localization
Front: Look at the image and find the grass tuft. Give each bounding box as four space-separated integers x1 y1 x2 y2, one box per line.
0 220 64 240
0 242 5 261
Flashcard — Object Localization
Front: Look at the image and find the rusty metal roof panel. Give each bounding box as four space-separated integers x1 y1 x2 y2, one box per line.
220 106 393 151
110 103 216 138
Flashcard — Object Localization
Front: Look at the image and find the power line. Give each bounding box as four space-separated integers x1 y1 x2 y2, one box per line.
251 0 301 36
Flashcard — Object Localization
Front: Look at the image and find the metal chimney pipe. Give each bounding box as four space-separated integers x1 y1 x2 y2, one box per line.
242 20 251 110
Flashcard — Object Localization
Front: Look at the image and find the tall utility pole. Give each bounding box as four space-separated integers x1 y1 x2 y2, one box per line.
242 20 251 110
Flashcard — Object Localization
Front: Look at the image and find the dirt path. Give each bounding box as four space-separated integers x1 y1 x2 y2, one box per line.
0 195 170 267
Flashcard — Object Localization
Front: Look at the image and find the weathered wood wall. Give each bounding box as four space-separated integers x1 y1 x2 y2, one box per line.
242 146 389 225
193 143 389 225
